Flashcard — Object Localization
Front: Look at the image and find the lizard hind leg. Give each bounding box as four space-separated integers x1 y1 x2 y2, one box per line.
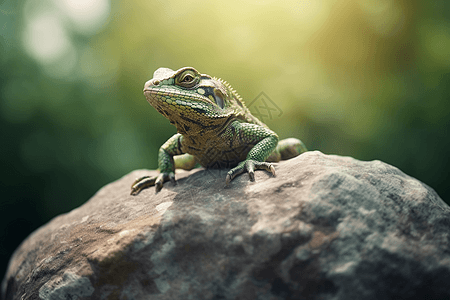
174 153 198 170
266 138 308 162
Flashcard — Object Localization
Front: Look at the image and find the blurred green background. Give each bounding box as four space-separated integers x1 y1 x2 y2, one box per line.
1 0 449 279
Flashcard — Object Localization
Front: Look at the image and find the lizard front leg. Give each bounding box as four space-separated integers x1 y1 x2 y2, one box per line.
225 122 279 185
131 133 185 194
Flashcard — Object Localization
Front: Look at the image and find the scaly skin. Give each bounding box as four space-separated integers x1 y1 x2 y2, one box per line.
131 67 307 194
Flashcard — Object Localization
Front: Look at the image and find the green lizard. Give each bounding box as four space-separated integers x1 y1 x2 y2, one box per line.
131 67 307 194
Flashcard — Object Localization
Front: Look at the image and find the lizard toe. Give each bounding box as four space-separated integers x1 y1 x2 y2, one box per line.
169 172 176 185
226 163 246 185
246 161 255 181
130 176 157 195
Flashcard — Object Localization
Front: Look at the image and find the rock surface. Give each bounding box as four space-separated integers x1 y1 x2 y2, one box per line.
2 151 450 300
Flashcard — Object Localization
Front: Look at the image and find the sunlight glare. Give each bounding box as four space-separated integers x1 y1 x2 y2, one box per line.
22 11 73 65
54 0 110 34
290 0 331 31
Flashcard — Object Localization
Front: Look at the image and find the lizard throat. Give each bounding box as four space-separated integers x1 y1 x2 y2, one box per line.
144 89 231 135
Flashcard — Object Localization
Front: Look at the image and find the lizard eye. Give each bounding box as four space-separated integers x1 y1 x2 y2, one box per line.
214 89 225 109
176 69 199 88
182 75 194 82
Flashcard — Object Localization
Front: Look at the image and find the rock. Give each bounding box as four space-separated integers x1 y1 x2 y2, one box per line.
2 151 450 300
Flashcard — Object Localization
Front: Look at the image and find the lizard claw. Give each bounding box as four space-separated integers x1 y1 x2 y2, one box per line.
268 164 276 176
225 174 231 186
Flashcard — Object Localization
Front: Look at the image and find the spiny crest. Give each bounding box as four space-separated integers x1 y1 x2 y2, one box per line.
213 77 247 109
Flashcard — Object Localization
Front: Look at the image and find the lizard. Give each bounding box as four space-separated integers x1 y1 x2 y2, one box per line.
131 67 307 194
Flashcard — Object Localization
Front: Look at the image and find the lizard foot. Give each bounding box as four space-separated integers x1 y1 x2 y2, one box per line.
225 160 275 186
130 172 175 195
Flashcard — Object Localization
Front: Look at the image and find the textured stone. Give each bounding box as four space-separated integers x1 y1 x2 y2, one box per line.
2 151 450 300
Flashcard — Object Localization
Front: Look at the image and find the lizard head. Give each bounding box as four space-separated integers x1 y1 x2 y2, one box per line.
143 67 249 135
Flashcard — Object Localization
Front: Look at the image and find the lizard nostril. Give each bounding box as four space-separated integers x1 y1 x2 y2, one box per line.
153 80 160 86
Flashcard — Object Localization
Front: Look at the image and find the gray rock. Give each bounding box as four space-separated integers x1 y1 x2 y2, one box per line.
2 151 450 300
39 271 94 300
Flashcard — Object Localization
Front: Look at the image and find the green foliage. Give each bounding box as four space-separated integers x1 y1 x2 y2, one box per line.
1 0 450 276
